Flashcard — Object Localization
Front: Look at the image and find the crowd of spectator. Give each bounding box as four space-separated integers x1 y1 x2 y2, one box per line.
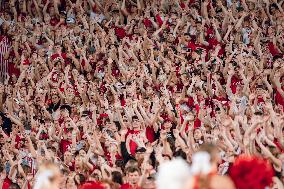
0 0 284 188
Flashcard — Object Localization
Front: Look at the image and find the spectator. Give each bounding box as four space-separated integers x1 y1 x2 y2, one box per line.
0 0 283 188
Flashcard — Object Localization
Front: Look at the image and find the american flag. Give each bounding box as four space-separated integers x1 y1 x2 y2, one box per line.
0 35 10 83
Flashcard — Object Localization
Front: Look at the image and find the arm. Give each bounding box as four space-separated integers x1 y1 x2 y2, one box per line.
121 0 129 16
27 135 37 158
235 13 246 30
120 130 134 163
5 113 24 128
256 135 282 169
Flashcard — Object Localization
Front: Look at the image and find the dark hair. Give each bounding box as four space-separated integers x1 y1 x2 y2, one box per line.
74 173 86 186
0 163 3 173
135 147 146 153
111 171 123 185
132 115 138 121
272 54 282 62
60 104 71 115
254 111 263 116
47 146 57 153
9 183 20 189
173 149 187 160
125 166 141 175
115 159 124 169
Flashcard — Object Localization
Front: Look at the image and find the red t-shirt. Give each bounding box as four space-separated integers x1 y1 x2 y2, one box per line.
2 177 11 189
60 139 72 154
145 126 155 143
120 183 142 189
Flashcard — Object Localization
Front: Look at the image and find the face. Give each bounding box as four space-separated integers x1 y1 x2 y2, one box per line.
255 87 264 96
64 151 72 163
66 177 76 189
121 116 130 128
146 87 153 95
52 95 60 104
79 149 86 157
163 122 172 130
66 88 75 98
75 156 83 170
236 85 243 94
132 119 140 129
194 129 202 140
60 109 69 118
128 171 140 185
19 110 26 120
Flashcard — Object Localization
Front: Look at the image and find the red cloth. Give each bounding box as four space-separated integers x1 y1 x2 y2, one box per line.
22 59 30 65
115 27 127 39
273 139 284 152
187 41 197 51
15 134 22 149
143 18 152 28
112 66 120 77
187 96 195 107
120 183 142 189
105 151 123 167
92 4 97 12
51 53 67 61
79 181 105 189
60 139 72 154
267 42 281 57
214 96 229 107
145 126 155 143
8 62 20 76
180 1 186 8
193 118 201 128
155 15 163 27
50 17 60 26
2 177 11 189
275 88 284 111
96 113 109 126
126 130 141 155
81 59 86 67
120 95 126 107
230 76 242 94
